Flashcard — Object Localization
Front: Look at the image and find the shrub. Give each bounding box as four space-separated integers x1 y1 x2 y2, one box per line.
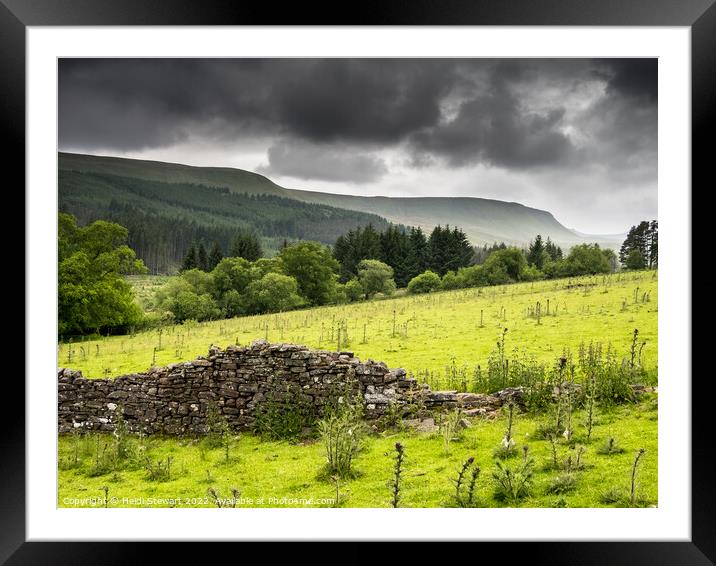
596 437 625 455
441 270 463 290
439 408 464 455
492 447 534 504
244 272 304 314
483 248 526 282
407 270 441 294
157 276 222 323
317 404 366 478
357 259 396 298
253 382 316 440
279 241 340 306
545 473 578 494
456 264 488 287
144 456 174 482
344 278 364 302
87 437 117 477
521 265 545 282
556 244 612 277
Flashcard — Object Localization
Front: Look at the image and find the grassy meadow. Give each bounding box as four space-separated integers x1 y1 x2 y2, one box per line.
58 270 658 508
59 271 658 389
58 396 657 508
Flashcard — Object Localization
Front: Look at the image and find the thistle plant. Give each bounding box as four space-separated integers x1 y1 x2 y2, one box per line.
207 487 223 508
492 446 534 505
229 488 241 508
207 487 240 508
440 408 463 455
629 328 639 369
452 456 475 506
466 466 481 507
584 372 597 442
112 405 131 461
630 448 646 507
390 442 405 508
597 437 625 455
318 404 366 478
545 473 577 495
573 445 586 470
504 402 515 447
218 419 235 463
331 475 342 508
547 432 559 470
494 403 517 459
600 447 648 507
560 359 574 442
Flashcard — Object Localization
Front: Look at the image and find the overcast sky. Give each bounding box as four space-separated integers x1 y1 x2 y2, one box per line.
59 58 657 234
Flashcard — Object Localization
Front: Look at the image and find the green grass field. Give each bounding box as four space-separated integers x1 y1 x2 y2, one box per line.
58 271 658 508
58 397 658 508
59 271 658 390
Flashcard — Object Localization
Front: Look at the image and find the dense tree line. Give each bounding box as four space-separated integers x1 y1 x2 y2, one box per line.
406 240 618 295
472 242 507 264
157 242 397 322
59 208 658 335
333 224 473 286
181 232 264 272
59 170 389 274
619 220 658 270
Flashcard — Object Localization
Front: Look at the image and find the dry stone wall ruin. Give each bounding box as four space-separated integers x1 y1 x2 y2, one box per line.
58 339 524 435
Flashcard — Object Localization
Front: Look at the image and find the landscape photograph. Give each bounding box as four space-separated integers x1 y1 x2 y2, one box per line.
57 58 658 509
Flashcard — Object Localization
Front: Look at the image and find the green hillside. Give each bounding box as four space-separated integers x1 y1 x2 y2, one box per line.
58 168 390 273
58 152 608 249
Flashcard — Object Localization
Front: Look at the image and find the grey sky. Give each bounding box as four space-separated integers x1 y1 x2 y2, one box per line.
58 58 657 234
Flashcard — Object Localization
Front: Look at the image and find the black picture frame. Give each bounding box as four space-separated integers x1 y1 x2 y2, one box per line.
5 0 709 562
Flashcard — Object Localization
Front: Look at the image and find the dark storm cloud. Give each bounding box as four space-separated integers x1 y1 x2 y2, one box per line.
595 58 658 102
58 58 657 184
272 59 451 143
407 58 656 171
59 59 276 151
59 58 452 151
408 81 575 169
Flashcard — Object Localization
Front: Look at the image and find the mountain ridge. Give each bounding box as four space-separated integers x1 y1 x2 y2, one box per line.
58 152 618 249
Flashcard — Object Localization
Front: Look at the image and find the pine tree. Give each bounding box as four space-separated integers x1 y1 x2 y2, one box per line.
197 242 209 271
428 225 473 275
230 232 263 261
527 235 546 269
333 225 381 282
428 225 450 275
620 221 656 268
181 244 198 272
448 226 474 271
379 226 411 286
405 227 429 280
208 242 223 271
359 224 382 260
544 237 563 261
647 220 658 268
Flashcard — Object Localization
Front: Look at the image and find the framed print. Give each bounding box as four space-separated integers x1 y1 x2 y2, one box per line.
5 0 711 562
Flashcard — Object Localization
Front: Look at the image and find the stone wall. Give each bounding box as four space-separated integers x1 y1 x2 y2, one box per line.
58 339 524 435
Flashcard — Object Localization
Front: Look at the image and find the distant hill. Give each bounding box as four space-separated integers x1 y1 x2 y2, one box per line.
59 152 619 267
58 166 390 274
